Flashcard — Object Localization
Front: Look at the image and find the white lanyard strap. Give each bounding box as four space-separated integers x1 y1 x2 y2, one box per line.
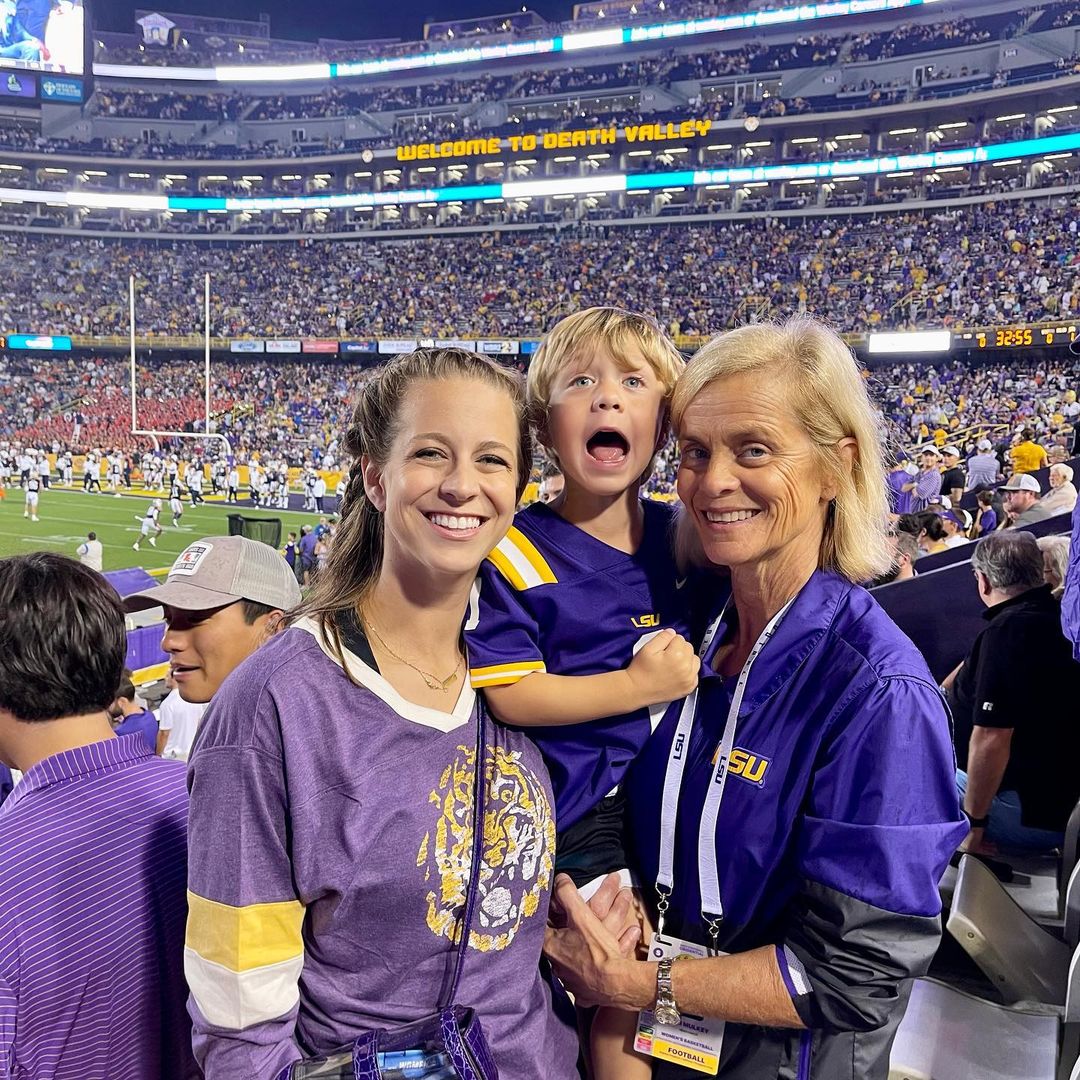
655 597 795 947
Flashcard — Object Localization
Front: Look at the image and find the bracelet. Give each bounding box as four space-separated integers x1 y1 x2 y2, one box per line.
963 808 990 830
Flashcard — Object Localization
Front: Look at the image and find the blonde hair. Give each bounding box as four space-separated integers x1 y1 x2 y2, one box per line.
527 307 685 422
671 317 891 584
289 348 531 673
1037 534 1070 596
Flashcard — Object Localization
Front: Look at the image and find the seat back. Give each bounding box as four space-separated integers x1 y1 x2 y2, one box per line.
1066 862 1080 950
948 854 1071 1005
1063 798 1080 917
891 977 1057 1080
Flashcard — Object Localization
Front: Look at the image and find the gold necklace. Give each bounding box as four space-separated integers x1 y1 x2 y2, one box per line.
361 611 463 692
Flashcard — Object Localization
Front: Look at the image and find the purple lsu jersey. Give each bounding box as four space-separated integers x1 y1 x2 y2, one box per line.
467 498 695 831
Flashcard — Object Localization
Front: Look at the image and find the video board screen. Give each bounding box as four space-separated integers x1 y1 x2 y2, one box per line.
0 0 86 76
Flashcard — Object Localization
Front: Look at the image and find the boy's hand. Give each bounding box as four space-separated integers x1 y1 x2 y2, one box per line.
626 629 698 705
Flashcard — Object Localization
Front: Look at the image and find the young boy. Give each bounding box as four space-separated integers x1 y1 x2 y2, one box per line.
974 489 999 536
466 307 702 1079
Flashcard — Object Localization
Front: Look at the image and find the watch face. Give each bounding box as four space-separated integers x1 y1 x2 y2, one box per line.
654 1004 681 1026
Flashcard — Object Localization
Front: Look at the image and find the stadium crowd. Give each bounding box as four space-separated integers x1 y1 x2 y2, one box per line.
1 314 1078 1080
2 201 1078 339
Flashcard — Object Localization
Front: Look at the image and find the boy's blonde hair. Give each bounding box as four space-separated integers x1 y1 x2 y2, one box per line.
527 307 685 425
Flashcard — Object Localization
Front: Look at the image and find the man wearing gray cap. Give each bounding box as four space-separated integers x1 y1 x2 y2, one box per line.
966 438 1000 493
124 536 302 707
1000 473 1055 529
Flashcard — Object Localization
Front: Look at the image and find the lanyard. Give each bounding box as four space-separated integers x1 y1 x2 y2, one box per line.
654 596 795 951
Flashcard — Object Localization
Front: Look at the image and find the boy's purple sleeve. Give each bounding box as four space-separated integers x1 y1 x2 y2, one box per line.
466 558 547 688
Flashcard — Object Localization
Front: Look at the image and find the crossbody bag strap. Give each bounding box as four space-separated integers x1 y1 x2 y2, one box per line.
440 696 487 1008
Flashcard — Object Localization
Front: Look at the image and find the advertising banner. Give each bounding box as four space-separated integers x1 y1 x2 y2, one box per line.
5 334 73 350
478 339 518 355
265 339 302 353
40 76 83 102
0 73 36 98
301 339 339 354
230 339 264 353
378 339 418 354
340 340 378 353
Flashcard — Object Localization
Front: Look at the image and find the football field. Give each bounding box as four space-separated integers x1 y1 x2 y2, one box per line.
0 487 317 572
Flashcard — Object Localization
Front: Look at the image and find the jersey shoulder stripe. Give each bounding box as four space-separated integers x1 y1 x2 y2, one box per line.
486 525 558 591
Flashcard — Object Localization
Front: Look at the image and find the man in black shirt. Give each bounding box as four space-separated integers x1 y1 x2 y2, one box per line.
940 445 966 505
950 531 1080 853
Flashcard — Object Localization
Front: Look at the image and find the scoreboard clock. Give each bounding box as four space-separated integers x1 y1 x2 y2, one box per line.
955 325 1079 349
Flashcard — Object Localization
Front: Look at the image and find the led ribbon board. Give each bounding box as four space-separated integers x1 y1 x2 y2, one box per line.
93 0 943 82
1 130 1073 214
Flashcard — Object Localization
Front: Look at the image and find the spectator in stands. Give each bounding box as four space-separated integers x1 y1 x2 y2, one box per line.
122 535 301 706
966 438 1001 492
950 531 1080 852
184 349 579 1079
0 0 42 62
1042 463 1077 515
974 489 999 536
1009 427 1049 475
0 552 197 1078
871 528 920 586
538 460 565 504
886 451 915 515
940 445 966 504
904 446 943 511
1001 473 1055 527
76 530 103 571
108 668 159 753
546 319 966 1080
1038 534 1070 598
942 508 972 548
155 671 206 759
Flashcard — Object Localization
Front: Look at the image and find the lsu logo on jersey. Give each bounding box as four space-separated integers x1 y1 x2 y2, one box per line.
713 746 770 787
632 613 661 628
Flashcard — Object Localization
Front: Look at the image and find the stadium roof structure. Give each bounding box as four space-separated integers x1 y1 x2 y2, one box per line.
94 0 946 82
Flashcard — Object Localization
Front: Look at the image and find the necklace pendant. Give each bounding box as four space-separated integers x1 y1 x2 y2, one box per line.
441 671 459 690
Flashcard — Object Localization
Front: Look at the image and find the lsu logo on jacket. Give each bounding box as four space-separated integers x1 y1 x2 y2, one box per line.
713 746 771 787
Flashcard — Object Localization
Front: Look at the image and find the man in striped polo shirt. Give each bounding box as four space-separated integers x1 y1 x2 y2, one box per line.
0 553 197 1080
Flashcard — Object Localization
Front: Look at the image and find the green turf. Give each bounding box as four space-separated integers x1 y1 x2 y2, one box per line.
0 487 319 572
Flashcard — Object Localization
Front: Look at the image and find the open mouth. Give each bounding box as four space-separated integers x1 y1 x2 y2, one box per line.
170 664 199 677
586 429 630 464
704 509 762 524
425 512 486 533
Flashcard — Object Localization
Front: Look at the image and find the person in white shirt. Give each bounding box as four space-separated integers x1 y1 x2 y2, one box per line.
155 681 207 759
23 475 40 521
76 531 103 572
313 474 327 512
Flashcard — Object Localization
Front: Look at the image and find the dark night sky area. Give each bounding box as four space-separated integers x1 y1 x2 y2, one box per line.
91 0 573 42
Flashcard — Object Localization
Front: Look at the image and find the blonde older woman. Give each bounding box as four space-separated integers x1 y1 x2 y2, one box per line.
545 318 967 1080
1041 463 1077 515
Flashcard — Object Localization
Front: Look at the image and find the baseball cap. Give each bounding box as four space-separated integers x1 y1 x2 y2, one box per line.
1000 473 1041 494
918 444 942 457
940 445 960 458
943 508 971 530
123 535 302 613
977 438 993 451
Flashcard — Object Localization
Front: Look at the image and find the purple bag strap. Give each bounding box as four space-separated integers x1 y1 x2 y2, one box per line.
441 697 486 1008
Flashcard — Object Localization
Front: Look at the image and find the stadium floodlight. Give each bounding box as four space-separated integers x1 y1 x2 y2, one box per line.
867 331 951 355
128 273 232 457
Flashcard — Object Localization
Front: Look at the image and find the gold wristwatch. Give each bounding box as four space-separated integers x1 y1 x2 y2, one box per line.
653 956 681 1025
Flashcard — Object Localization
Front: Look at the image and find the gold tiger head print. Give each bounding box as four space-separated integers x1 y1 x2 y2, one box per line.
417 744 556 952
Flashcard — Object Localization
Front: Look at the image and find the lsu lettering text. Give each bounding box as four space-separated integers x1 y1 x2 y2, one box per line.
632 613 661 628
711 745 770 787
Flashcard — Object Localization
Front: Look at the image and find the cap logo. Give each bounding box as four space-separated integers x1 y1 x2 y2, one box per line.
171 541 213 577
